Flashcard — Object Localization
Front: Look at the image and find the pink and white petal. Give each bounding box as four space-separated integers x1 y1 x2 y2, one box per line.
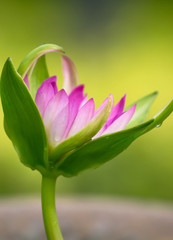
68 85 85 121
63 85 85 137
105 94 126 128
48 104 69 147
67 98 95 137
69 84 85 101
56 94 112 153
66 94 113 143
35 76 58 116
80 94 88 108
101 104 136 136
43 89 69 131
23 75 30 89
62 55 79 94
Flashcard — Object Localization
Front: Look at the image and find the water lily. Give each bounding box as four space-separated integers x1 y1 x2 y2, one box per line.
24 61 136 150
0 44 172 240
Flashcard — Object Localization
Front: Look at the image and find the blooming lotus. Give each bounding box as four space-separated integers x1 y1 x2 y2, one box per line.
35 78 135 147
0 44 172 240
0 44 172 176
24 62 136 150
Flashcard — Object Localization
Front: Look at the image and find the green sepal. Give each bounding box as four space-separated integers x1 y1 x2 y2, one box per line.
125 91 158 128
56 99 173 177
145 98 173 132
29 55 49 99
17 44 64 78
0 58 48 171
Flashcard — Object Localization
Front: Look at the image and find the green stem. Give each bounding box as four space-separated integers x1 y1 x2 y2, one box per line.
41 176 63 240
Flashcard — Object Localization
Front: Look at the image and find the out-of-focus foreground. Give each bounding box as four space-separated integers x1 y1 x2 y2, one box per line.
1 198 173 240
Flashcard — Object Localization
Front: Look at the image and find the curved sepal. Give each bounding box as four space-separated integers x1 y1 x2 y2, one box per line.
125 91 158 128
62 55 79 94
29 55 49 99
56 99 173 177
17 44 65 78
0 58 48 171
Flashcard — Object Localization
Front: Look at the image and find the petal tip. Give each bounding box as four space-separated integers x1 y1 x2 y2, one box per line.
108 94 114 108
130 104 137 113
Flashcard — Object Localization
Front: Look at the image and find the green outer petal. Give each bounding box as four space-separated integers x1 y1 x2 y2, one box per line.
49 95 113 165
125 91 158 128
0 58 48 172
17 44 64 78
56 99 173 177
145 98 173 132
29 55 49 99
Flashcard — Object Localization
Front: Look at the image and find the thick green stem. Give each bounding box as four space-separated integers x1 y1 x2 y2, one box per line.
41 176 63 240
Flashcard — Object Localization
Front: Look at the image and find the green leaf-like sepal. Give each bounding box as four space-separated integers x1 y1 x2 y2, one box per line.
56 99 173 177
0 58 48 172
29 55 49 99
125 91 158 128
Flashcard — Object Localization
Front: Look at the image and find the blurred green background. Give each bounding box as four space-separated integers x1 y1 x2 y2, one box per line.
0 0 172 201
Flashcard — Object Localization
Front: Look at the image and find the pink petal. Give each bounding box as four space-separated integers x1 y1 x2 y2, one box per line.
62 55 79 94
105 94 126 129
67 98 95 137
35 76 58 117
80 94 88 108
54 94 113 154
69 84 85 100
101 104 136 136
63 85 85 137
49 103 69 147
23 75 30 89
43 89 69 132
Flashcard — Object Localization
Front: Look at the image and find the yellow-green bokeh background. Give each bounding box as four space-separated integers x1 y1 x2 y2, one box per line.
0 0 172 200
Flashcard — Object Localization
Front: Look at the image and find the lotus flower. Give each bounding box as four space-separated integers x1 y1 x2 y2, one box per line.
1 44 172 240
23 56 136 150
1 44 172 176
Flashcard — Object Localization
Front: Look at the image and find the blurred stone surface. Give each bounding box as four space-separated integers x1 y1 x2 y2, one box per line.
0 198 173 240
